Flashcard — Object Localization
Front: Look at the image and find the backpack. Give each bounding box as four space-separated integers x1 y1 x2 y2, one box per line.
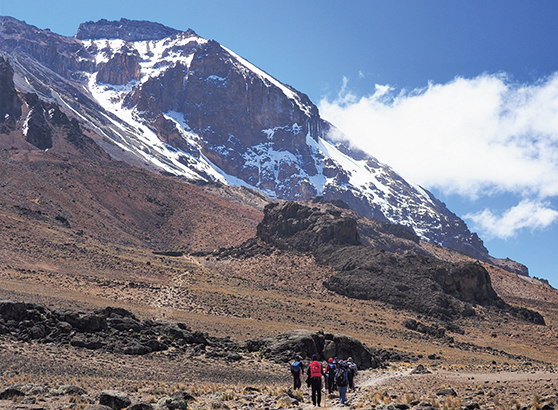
349 362 358 375
310 361 322 378
334 366 348 387
291 361 301 373
326 363 336 376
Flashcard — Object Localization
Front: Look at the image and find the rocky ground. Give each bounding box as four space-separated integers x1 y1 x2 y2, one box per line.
1 353 557 410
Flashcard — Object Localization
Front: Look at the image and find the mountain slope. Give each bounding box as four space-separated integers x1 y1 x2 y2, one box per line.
1 55 557 382
0 16 490 261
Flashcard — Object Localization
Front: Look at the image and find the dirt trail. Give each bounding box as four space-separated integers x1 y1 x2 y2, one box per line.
361 368 558 386
299 368 558 409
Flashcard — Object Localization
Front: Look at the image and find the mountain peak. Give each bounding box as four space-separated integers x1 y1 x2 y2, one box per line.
75 18 192 41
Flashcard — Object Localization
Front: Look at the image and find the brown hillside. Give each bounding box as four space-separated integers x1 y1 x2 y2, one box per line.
0 88 557 407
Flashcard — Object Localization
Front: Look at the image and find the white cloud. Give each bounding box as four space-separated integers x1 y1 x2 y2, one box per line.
464 200 558 239
318 73 558 200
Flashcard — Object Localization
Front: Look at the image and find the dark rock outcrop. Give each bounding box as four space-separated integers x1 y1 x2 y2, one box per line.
245 329 380 370
100 391 132 410
0 56 21 124
76 18 183 41
0 300 241 356
96 52 141 85
0 16 94 78
434 261 498 303
0 300 392 371
0 386 25 399
321 245 506 320
256 201 360 251
249 201 545 324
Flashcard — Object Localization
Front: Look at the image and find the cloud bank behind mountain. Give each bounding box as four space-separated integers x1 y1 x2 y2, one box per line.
319 73 558 239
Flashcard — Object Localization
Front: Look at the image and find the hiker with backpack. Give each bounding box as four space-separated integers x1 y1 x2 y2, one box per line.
334 360 350 405
307 354 324 407
346 357 358 390
325 357 336 394
290 355 304 390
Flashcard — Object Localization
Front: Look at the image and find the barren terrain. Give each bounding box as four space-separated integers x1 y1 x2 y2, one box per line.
1 101 558 408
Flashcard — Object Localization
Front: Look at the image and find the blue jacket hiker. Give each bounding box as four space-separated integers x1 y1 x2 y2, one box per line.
290 355 303 390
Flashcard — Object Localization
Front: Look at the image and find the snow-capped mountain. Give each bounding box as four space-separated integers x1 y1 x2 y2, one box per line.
0 17 489 260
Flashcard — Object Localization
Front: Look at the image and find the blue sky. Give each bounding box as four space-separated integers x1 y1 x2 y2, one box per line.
2 1 557 287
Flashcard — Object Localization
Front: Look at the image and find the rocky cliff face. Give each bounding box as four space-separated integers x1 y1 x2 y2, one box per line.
257 201 360 251
0 17 491 262
76 18 182 41
96 52 141 85
0 56 21 126
249 201 543 323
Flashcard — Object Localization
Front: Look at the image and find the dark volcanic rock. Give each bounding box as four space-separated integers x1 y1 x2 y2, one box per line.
410 364 432 374
0 300 247 357
21 93 53 150
0 56 21 124
247 202 545 323
0 386 25 399
129 404 154 410
99 390 131 410
76 18 183 41
245 329 379 370
321 246 496 320
256 201 360 251
434 261 498 303
0 16 94 77
96 52 141 85
50 385 87 396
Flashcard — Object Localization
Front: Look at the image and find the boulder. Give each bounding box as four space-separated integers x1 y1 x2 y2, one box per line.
0 386 25 399
0 300 28 321
75 313 107 332
410 365 431 374
157 396 188 410
50 385 87 396
99 390 131 410
245 329 379 369
436 387 457 397
106 316 143 332
129 403 154 410
460 402 480 410
322 332 378 369
84 406 114 410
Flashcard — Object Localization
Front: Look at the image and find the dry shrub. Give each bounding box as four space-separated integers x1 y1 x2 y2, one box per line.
531 395 542 410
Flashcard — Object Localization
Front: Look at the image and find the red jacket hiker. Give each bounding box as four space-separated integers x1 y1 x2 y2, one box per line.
307 354 324 406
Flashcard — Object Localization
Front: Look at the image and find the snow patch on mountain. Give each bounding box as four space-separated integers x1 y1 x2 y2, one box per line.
87 72 228 183
82 33 207 83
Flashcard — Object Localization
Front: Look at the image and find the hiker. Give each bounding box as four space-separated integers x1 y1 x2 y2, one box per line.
325 357 336 394
307 354 324 407
290 355 304 390
346 356 358 390
334 360 350 405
